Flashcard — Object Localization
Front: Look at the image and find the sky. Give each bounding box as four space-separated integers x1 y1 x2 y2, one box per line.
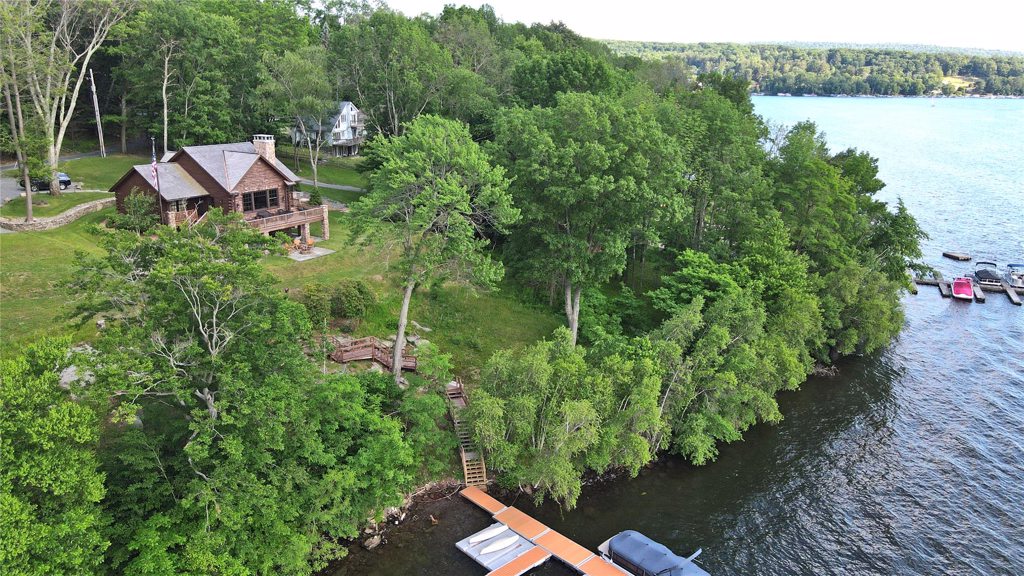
384 0 1024 53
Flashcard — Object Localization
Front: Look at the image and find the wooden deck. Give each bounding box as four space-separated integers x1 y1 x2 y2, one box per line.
329 336 417 371
448 382 488 488
460 487 628 576
247 205 327 234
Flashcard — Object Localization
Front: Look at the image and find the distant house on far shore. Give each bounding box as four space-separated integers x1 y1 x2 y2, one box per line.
290 101 366 157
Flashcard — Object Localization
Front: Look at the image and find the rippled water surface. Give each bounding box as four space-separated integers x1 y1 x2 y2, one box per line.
334 97 1024 576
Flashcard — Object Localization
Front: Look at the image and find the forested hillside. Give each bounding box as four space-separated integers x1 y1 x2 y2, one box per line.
2 2 928 574
606 41 1024 96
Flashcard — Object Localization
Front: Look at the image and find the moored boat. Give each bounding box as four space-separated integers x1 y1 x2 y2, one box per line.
1006 264 1024 289
598 530 710 576
951 277 974 301
974 261 1002 288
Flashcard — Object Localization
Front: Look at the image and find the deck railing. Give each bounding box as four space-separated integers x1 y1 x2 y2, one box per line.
330 336 417 371
246 205 326 233
166 208 199 227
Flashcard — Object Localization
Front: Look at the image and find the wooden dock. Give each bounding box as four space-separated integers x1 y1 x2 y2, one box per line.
447 381 488 488
973 284 986 303
942 251 971 261
912 276 1024 303
460 486 629 576
1001 280 1022 305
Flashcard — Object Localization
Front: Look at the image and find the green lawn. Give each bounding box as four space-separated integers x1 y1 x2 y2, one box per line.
0 209 112 356
1 207 563 376
61 154 148 190
0 192 112 218
4 154 150 191
278 145 368 189
264 211 561 376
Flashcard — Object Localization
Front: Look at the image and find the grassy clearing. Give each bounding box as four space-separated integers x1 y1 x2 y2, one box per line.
3 154 152 191
1 208 563 375
942 76 976 90
277 145 368 189
0 192 112 218
61 154 149 190
0 209 112 356
265 211 562 377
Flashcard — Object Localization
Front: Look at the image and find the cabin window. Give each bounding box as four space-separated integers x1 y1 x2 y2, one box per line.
242 188 280 212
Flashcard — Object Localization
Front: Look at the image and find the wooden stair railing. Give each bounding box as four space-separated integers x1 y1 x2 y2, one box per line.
446 380 488 489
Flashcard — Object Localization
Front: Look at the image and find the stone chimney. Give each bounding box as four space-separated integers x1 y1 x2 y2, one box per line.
252 134 276 164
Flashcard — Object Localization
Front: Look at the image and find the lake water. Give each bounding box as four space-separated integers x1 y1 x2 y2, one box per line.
333 96 1024 576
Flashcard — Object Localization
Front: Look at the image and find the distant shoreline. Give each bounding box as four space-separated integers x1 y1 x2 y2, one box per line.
752 93 1024 99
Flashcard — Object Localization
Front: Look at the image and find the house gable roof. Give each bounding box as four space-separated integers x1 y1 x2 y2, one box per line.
173 141 299 192
133 163 209 201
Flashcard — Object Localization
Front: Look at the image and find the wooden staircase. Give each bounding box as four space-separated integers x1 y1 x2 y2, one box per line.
446 380 488 489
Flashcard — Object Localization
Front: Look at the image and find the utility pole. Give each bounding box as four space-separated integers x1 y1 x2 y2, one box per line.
89 68 107 157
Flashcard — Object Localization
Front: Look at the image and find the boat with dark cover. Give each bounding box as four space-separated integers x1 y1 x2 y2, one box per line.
598 530 710 576
974 261 1002 288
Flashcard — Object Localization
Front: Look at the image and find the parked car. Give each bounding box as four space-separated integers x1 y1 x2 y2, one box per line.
18 172 72 191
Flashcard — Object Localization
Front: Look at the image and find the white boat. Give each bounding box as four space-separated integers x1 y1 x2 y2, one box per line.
1005 264 1024 289
468 524 508 544
480 534 519 555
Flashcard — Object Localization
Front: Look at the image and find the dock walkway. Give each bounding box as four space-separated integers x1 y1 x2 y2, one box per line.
460 486 628 576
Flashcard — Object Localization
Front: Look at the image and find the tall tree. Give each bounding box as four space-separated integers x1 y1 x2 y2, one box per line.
0 34 36 221
262 45 335 188
491 92 686 344
351 115 518 384
1 337 108 575
3 0 131 195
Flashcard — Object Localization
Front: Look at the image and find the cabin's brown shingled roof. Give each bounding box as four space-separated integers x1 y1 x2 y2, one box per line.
132 163 209 201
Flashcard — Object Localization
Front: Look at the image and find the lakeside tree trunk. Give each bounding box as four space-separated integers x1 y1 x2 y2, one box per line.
120 94 127 154
564 281 582 346
2 65 34 222
392 277 416 386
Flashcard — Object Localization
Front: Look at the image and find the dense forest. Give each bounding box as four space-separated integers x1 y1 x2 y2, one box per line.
605 41 1024 96
2 2 927 575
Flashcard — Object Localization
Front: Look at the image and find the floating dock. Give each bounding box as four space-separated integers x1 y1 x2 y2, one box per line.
1001 280 1022 305
459 486 630 576
973 284 986 302
942 251 972 261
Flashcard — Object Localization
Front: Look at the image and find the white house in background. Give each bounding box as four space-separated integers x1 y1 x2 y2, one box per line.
290 101 366 157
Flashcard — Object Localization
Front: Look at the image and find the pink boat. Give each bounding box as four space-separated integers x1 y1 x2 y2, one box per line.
951 276 974 301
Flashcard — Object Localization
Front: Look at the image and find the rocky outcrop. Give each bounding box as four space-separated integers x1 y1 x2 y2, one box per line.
0 196 115 231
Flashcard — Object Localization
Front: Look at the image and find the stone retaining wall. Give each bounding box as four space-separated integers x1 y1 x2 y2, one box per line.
0 196 115 232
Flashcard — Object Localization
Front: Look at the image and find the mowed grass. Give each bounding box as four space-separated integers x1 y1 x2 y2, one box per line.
278 145 368 189
0 209 112 356
4 154 151 191
264 211 562 377
2 207 562 375
60 154 149 191
0 192 112 218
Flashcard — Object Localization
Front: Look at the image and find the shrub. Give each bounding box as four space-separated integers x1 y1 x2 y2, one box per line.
301 281 331 329
308 187 322 206
109 189 159 234
330 279 375 319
